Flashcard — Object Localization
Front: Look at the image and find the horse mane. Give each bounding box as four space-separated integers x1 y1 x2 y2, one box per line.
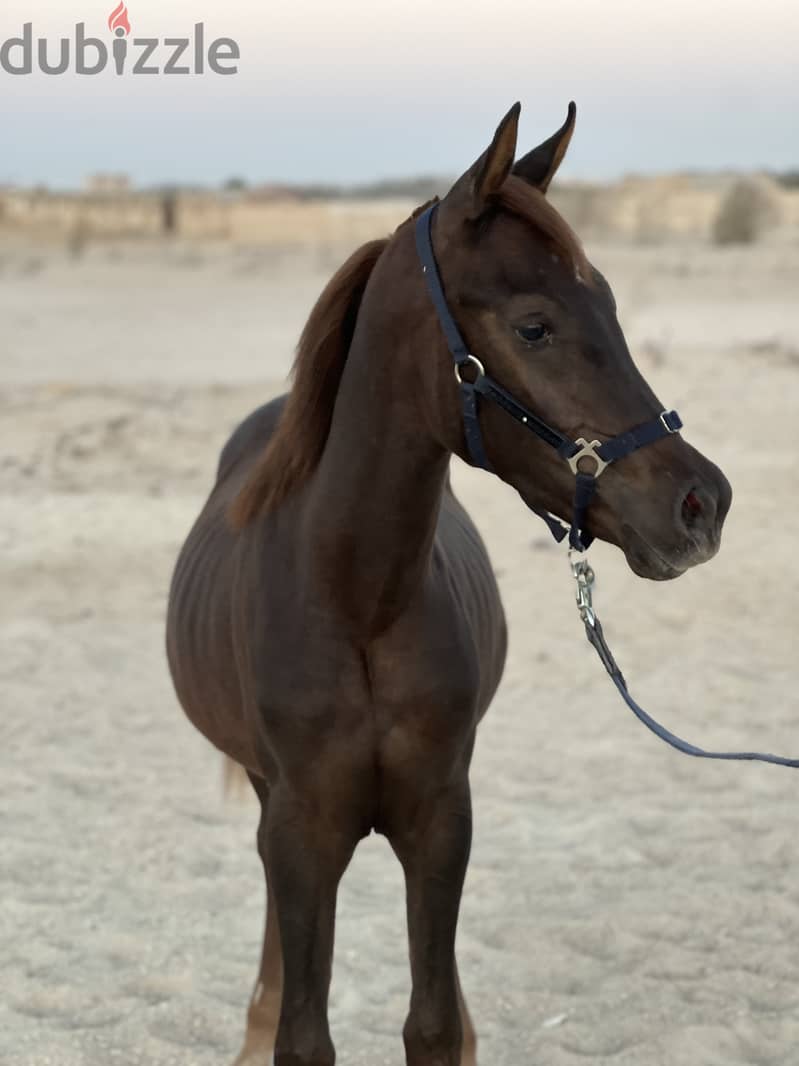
228 237 388 528
229 181 586 529
495 174 591 282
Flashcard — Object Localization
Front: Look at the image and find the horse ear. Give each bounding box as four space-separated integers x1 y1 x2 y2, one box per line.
444 102 521 219
513 102 576 193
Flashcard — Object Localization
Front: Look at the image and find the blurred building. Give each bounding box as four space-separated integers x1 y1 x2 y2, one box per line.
84 173 133 194
0 174 796 246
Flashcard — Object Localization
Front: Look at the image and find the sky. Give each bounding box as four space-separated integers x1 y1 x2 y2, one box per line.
1 0 797 189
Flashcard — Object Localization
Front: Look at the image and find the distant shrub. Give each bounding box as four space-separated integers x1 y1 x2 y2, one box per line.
773 170 799 190
712 179 779 245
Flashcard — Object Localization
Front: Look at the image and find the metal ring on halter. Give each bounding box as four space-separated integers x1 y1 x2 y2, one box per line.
566 438 611 478
454 354 486 384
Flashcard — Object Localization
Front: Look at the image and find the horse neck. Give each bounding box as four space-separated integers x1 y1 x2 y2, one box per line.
305 269 450 637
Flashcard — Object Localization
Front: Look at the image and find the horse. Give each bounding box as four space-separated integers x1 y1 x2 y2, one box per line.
166 102 731 1066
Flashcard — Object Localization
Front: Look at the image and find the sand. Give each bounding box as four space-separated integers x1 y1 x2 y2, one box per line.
2 233 799 1066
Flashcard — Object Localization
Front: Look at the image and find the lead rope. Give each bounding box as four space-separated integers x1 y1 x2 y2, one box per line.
569 551 799 767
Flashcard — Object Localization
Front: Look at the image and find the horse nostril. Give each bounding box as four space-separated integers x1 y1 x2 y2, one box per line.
681 490 704 527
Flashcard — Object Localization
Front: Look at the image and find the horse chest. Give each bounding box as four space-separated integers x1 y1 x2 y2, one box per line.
239 526 504 790
365 590 486 754
250 588 480 727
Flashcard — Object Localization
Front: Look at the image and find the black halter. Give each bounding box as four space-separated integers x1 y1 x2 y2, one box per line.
415 201 799 770
415 202 682 551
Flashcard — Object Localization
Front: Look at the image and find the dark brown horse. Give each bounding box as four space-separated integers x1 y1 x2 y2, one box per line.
166 103 731 1066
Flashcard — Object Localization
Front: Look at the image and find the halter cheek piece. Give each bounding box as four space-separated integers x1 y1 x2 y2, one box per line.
415 202 681 551
415 201 799 771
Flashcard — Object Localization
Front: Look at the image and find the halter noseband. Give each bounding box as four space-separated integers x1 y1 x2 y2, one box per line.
414 203 682 551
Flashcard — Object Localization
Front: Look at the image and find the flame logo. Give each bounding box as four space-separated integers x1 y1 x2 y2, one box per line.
108 2 131 36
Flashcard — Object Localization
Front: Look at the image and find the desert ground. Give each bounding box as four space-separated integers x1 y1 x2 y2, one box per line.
2 226 799 1066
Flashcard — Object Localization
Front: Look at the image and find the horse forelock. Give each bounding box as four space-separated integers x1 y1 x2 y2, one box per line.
494 175 592 283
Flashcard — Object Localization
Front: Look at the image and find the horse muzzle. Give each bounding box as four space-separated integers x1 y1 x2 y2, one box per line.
618 460 732 581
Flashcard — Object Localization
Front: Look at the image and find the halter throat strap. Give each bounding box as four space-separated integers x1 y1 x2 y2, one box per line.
414 202 682 550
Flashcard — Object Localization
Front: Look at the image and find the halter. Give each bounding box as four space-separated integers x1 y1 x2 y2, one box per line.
414 203 681 551
414 201 799 770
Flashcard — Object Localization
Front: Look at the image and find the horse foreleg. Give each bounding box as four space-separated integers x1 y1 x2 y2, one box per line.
233 773 283 1066
393 778 474 1066
266 784 357 1066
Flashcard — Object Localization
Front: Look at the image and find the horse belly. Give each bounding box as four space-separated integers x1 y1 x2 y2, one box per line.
166 501 257 769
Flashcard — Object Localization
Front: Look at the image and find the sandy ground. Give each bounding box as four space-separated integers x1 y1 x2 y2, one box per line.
2 233 799 1066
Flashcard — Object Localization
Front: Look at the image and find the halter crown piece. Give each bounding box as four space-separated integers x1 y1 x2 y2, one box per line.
415 202 799 769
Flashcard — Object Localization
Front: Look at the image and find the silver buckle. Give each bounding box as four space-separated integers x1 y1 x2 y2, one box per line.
454 354 486 384
659 411 678 434
566 438 610 478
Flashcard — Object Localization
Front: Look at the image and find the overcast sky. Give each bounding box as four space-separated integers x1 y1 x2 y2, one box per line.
1 0 797 188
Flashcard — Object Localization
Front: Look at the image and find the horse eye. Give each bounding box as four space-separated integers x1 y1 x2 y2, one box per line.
515 323 551 346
